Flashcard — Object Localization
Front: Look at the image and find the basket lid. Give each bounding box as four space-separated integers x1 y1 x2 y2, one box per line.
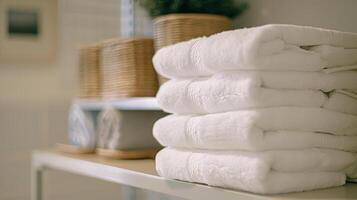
101 37 153 47
154 13 230 23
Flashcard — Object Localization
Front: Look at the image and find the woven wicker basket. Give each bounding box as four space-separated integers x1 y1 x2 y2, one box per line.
154 14 232 84
101 38 158 98
78 44 101 99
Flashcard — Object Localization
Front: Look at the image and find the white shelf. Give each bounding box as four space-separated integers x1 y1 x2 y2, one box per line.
74 97 161 111
31 150 357 200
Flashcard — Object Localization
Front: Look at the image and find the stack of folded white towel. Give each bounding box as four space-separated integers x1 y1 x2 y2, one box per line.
152 24 357 194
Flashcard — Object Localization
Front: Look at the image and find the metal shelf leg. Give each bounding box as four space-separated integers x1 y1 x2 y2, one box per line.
31 165 42 200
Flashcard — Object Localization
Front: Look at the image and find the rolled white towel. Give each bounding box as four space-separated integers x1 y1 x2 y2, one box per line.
153 24 357 79
97 107 122 149
96 107 164 150
68 104 96 149
156 148 357 194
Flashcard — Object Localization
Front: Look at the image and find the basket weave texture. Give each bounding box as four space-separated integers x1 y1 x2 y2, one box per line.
101 38 158 98
153 14 232 84
79 44 101 99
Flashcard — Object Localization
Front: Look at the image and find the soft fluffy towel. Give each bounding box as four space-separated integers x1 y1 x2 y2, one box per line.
157 71 357 114
154 124 357 152
324 90 357 115
97 107 122 149
68 104 97 149
156 148 357 194
96 107 163 150
153 108 357 152
153 24 357 78
157 75 328 114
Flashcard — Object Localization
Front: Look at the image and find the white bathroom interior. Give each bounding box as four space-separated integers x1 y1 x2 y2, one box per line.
0 0 357 200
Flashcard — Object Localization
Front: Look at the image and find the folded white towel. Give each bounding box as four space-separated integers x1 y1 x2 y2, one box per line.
156 148 357 194
324 90 357 115
153 24 357 79
154 108 357 152
154 115 357 151
157 71 357 114
157 76 327 114
68 104 96 149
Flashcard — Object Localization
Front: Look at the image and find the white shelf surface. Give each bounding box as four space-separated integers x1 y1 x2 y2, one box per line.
32 150 357 200
73 97 161 111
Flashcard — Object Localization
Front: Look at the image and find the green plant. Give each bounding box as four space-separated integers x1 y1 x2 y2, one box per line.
137 0 248 19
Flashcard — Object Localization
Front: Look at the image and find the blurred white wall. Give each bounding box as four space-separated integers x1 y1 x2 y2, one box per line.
234 0 357 32
0 0 124 199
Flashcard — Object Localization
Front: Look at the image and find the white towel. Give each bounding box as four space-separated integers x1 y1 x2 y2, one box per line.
157 76 327 114
154 120 357 152
96 107 163 150
97 107 123 149
154 108 357 152
68 104 96 149
324 90 357 115
157 71 357 114
153 24 357 79
156 148 357 194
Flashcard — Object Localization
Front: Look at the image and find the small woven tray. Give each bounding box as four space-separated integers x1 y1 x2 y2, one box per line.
96 148 160 159
56 143 95 154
